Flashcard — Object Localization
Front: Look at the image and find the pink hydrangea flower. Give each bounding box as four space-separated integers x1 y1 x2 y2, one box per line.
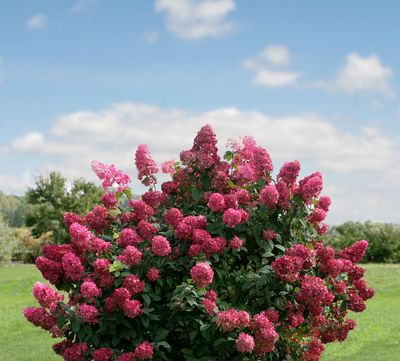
134 341 154 360
117 228 142 248
340 240 368 263
35 256 62 285
117 246 142 267
78 304 99 324
81 280 102 301
135 144 159 186
207 193 226 212
62 252 85 281
190 262 214 288
278 160 301 185
151 235 172 257
229 236 244 250
222 208 244 228
146 267 160 282
202 299 216 315
161 160 176 175
165 208 184 228
33 282 64 312
63 343 88 361
91 161 131 192
123 299 143 319
216 309 240 331
260 185 279 208
123 274 145 295
101 192 118 208
93 348 113 361
235 332 255 353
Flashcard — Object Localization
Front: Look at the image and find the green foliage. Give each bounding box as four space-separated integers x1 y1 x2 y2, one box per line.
323 221 400 263
0 191 26 228
0 216 14 265
25 172 103 244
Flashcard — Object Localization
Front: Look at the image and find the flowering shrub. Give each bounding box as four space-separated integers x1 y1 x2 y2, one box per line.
24 125 374 361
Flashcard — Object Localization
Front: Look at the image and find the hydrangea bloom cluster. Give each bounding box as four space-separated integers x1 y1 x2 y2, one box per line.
25 125 373 361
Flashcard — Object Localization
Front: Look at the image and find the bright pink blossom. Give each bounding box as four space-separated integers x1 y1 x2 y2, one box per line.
135 144 159 186
33 282 64 312
123 274 145 295
207 193 226 212
190 262 214 288
78 304 99 324
91 161 130 191
278 160 301 185
151 235 171 257
146 267 160 282
236 333 255 353
134 341 154 360
62 252 84 281
260 185 279 208
117 246 142 267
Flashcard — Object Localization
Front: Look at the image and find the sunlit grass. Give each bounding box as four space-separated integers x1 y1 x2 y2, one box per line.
0 264 398 361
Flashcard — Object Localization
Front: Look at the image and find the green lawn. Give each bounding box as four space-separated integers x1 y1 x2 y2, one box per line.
322 263 400 361
0 264 399 361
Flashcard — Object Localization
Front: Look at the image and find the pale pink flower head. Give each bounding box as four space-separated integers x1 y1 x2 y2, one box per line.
161 160 176 175
135 144 159 186
91 161 131 192
190 262 214 288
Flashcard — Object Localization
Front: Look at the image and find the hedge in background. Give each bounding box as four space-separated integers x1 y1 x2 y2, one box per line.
24 125 374 361
323 221 400 263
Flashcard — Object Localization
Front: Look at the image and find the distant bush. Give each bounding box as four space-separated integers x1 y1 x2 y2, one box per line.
12 228 53 263
323 221 400 263
0 191 26 228
25 172 103 244
0 216 14 264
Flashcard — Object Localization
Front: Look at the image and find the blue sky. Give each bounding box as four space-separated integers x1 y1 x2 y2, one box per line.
0 0 399 224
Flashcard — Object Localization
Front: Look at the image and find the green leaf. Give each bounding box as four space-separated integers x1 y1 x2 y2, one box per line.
192 188 203 201
142 294 151 306
214 338 226 347
70 318 80 333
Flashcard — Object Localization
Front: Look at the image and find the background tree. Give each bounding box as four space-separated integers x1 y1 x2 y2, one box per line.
25 172 103 244
0 215 14 264
0 191 26 228
323 221 400 263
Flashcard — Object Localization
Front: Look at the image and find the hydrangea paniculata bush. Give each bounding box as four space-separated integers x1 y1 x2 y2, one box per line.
24 125 374 361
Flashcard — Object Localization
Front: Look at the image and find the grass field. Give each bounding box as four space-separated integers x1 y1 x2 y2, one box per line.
0 264 399 361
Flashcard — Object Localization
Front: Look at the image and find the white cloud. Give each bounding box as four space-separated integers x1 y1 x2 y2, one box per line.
155 0 236 40
144 30 160 44
261 45 290 67
26 14 47 29
5 102 400 224
254 69 302 87
319 53 395 96
0 174 29 195
72 0 97 12
244 45 302 88
11 132 45 153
